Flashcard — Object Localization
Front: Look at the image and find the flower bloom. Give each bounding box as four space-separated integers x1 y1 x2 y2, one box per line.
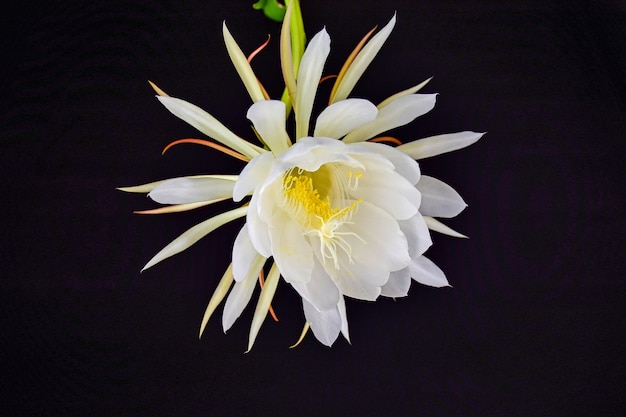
121 12 483 350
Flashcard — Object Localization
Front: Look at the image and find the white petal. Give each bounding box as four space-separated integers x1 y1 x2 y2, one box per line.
302 299 341 347
349 141 421 185
245 191 273 257
247 263 280 352
270 137 361 182
397 131 485 160
289 257 340 311
338 296 350 343
255 178 282 224
417 175 467 218
157 96 262 158
331 13 396 102
398 214 433 258
380 267 411 297
148 177 235 204
270 210 314 283
324 203 409 300
141 206 247 271
377 77 432 108
246 100 291 155
343 94 437 143
295 28 331 140
222 254 265 332
409 256 450 287
233 151 274 202
222 22 266 103
325 255 385 301
343 201 411 272
423 216 468 238
232 224 260 282
313 99 378 139
350 168 420 220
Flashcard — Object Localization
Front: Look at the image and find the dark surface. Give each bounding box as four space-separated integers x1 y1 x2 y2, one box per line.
1 1 624 416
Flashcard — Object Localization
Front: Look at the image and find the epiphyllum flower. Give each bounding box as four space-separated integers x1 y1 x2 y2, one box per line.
121 11 483 350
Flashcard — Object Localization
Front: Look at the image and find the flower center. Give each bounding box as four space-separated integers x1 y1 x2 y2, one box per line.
282 165 364 269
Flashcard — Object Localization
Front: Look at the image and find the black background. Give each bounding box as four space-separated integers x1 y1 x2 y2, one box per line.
2 1 625 416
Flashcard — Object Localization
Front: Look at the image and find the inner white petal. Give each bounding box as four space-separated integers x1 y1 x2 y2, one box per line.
417 175 467 218
314 98 378 139
302 298 342 347
341 201 410 272
246 100 291 155
270 210 315 283
409 255 450 288
233 151 274 202
398 214 433 258
232 224 260 282
349 168 420 220
380 267 411 297
289 256 340 312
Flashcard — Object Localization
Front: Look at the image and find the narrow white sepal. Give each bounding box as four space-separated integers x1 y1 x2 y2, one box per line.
148 177 236 204
423 216 468 238
232 224 261 282
141 206 248 272
199 264 234 338
377 77 433 109
295 28 331 140
397 131 485 160
222 22 266 103
343 94 437 143
222 254 266 332
332 13 397 103
120 175 238 195
157 96 262 159
409 256 450 288
246 263 280 352
117 180 167 193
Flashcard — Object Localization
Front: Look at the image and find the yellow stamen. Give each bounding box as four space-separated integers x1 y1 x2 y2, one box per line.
282 167 364 269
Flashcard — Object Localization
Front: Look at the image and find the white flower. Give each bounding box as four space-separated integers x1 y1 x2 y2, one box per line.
120 13 483 350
